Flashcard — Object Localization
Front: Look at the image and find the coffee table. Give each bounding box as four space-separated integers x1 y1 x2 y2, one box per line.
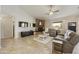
34 34 54 53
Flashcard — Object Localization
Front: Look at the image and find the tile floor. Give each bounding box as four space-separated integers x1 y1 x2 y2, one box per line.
0 35 53 54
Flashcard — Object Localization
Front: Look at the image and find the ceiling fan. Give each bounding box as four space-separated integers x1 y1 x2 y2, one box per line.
45 5 59 15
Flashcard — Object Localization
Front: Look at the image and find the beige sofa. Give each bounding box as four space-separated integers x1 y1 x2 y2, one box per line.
63 32 79 53
48 29 79 53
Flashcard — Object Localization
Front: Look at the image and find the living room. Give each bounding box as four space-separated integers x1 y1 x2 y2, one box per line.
0 5 79 54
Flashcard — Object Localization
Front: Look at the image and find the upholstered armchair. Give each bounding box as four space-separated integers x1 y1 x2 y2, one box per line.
48 29 57 37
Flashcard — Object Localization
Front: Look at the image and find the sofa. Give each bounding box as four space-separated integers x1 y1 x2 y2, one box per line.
53 30 79 53
63 32 79 53
21 30 34 37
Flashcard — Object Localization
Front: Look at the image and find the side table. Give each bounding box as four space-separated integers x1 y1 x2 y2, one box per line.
53 38 64 53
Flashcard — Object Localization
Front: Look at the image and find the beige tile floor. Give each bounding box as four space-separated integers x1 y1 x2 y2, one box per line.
0 35 53 54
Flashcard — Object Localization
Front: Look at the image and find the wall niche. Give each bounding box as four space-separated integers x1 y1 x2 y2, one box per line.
35 19 45 32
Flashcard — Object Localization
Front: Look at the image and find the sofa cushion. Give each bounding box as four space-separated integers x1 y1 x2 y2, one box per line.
63 42 74 53
66 32 76 41
64 30 73 40
69 34 79 46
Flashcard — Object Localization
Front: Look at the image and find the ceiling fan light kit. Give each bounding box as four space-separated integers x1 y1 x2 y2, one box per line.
46 5 59 15
49 11 53 15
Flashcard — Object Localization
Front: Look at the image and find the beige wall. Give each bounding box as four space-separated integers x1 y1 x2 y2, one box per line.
0 6 36 39
0 16 1 48
45 15 79 34
0 15 13 39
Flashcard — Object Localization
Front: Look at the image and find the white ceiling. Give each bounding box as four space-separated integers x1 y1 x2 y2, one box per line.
19 5 79 20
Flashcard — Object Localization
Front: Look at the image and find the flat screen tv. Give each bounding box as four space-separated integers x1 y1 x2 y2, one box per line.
19 22 28 27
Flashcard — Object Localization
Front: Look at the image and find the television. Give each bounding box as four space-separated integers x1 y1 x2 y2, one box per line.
68 22 76 32
19 22 28 27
